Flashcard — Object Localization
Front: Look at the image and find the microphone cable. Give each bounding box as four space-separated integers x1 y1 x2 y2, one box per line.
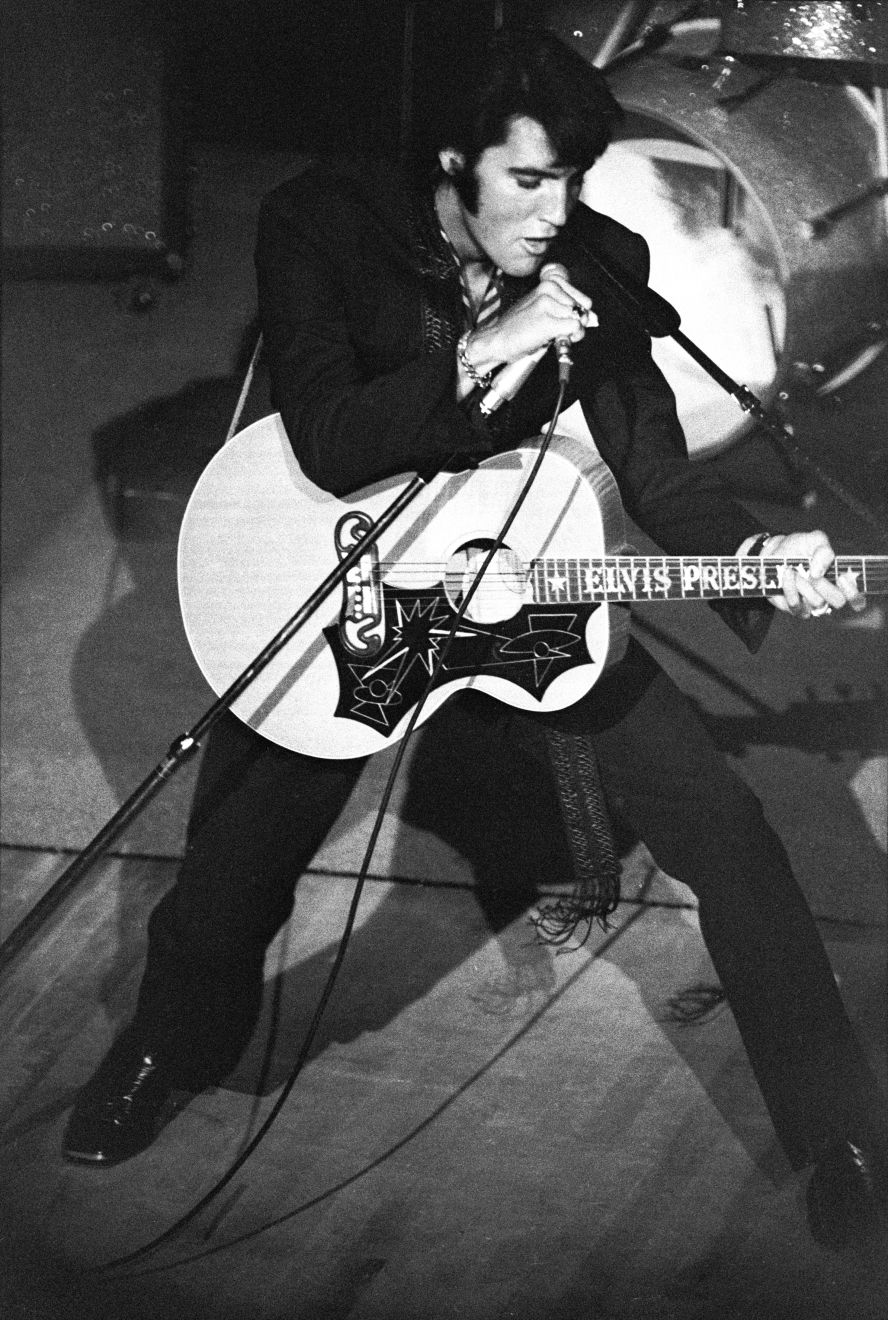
91 370 570 1276
108 878 653 1282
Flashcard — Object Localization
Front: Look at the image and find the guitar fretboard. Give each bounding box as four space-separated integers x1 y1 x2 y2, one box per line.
530 555 888 604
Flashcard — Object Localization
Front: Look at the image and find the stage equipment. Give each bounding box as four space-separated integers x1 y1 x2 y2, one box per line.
2 0 187 278
549 5 888 456
719 2 888 78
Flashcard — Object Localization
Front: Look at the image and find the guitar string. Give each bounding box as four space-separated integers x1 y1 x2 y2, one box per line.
354 558 886 576
337 557 888 601
349 560 887 596
352 561 888 572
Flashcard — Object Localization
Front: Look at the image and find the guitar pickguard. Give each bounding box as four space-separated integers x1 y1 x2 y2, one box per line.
323 581 601 732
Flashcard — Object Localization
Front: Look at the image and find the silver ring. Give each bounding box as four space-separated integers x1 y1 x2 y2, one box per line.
809 603 832 617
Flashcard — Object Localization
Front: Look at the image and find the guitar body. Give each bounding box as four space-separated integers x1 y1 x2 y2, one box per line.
178 414 631 759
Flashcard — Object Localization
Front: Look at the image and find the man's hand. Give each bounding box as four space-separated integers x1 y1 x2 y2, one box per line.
748 530 868 617
463 264 596 380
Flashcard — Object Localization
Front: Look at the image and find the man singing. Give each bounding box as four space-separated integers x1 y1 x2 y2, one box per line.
64 27 886 1251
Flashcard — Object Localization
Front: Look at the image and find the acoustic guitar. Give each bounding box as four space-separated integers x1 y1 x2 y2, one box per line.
177 414 886 760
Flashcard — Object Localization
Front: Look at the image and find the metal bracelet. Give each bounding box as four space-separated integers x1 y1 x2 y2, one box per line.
457 331 495 390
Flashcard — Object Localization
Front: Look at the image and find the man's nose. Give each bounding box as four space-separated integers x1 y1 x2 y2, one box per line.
539 181 572 228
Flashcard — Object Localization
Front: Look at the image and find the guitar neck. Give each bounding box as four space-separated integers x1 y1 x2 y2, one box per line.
530 555 888 604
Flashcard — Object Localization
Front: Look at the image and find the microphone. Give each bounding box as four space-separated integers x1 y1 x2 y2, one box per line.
545 262 574 385
478 344 547 416
478 263 576 415
554 336 573 385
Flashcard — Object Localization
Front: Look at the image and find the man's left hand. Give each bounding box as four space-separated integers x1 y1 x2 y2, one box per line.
761 530 867 617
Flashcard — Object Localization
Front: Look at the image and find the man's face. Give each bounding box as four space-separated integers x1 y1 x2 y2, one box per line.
443 116 583 277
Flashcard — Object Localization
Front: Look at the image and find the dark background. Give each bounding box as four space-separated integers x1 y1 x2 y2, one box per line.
1 0 515 276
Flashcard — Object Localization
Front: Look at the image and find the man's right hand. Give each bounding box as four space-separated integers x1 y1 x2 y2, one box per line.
457 263 596 395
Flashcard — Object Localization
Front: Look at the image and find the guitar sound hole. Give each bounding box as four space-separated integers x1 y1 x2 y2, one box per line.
444 539 528 624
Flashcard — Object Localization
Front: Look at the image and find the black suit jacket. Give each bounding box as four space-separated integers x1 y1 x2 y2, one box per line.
256 157 771 648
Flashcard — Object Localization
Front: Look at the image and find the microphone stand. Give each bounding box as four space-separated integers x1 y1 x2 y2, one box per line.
0 462 445 974
5 259 885 972
580 243 888 544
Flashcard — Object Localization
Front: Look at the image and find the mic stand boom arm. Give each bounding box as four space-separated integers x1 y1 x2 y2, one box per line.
0 463 442 975
580 244 888 544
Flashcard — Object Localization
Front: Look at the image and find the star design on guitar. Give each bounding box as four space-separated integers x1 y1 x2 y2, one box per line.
343 595 474 728
324 586 594 732
546 569 568 597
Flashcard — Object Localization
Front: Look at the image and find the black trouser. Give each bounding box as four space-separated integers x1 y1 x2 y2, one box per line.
133 639 883 1167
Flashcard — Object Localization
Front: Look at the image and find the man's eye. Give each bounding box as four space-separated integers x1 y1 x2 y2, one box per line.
515 177 541 189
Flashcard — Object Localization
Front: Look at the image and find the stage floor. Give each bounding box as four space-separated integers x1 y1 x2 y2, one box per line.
2 144 886 1318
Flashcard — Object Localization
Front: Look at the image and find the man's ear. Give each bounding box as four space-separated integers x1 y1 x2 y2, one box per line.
438 148 466 177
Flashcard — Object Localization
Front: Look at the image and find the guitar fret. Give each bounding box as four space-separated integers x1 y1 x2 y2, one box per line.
739 557 750 597
684 556 704 599
578 557 591 601
549 557 561 601
568 555 580 602
837 555 866 594
605 558 618 601
562 557 572 600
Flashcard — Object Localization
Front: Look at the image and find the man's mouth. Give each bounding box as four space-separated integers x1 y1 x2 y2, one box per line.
522 237 552 255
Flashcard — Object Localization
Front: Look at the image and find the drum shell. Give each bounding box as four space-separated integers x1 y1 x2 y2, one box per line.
605 50 888 385
719 1 888 76
548 3 888 451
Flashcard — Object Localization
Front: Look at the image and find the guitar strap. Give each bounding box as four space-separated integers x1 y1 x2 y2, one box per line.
533 726 622 945
409 183 621 937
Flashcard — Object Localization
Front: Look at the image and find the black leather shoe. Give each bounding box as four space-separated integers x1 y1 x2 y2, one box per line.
63 1033 178 1166
806 1139 888 1250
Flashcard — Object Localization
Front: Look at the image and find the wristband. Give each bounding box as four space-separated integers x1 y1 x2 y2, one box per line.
457 332 495 391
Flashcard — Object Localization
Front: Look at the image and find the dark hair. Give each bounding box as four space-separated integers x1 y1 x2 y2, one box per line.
429 28 623 209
